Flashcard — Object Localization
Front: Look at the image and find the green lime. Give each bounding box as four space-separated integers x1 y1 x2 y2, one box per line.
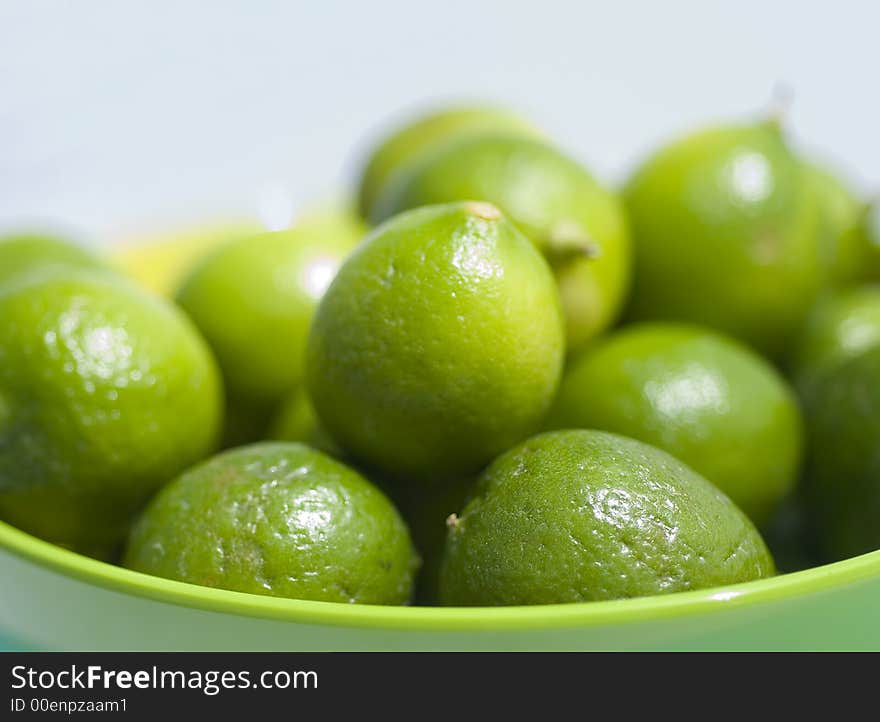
390 475 475 604
0 268 222 547
373 135 630 353
220 397 277 449
112 220 262 296
269 386 342 456
0 232 105 287
439 429 775 605
791 285 880 390
759 496 818 574
623 122 823 359
176 217 363 441
124 442 419 604
868 204 880 276
307 202 565 482
802 347 880 561
356 106 538 219
806 160 875 285
546 323 802 524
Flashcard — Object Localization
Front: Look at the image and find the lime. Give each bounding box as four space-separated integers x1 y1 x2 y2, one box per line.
868 203 880 276
112 220 261 296
0 232 105 287
356 106 538 219
439 430 775 605
220 397 277 450
623 122 823 359
176 217 362 442
269 386 342 456
806 160 875 285
124 442 419 604
791 285 880 390
546 323 802 523
760 496 818 573
0 268 222 547
373 134 630 353
802 347 880 560
390 475 475 604
307 202 565 481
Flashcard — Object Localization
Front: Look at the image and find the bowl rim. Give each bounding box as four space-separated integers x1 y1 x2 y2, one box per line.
3 518 879 632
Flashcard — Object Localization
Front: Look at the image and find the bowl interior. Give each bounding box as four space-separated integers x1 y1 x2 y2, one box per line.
3 517 879 632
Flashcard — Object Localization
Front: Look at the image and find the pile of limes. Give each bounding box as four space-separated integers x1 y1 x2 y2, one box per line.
2 104 878 607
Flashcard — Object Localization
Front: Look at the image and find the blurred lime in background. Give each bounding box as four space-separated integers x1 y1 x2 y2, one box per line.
791 285 880 390
803 347 880 561
373 135 630 353
0 232 106 287
546 323 802 524
356 105 540 220
623 121 823 360
176 211 364 444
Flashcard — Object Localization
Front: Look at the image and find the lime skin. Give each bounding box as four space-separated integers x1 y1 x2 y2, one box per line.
807 160 876 286
546 323 803 524
868 204 880 277
176 220 362 442
623 122 824 360
269 382 461 601
270 382 466 602
372 134 630 354
790 285 880 392
439 430 775 606
760 496 819 574
307 202 565 483
0 232 105 287
802 347 880 561
0 268 223 548
356 105 538 219
124 442 419 605
112 220 262 296
269 386 343 457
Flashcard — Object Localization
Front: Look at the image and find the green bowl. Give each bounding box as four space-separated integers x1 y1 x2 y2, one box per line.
3 239 876 650
2 518 880 650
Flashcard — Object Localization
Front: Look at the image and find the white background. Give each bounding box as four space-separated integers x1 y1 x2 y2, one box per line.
1 0 877 242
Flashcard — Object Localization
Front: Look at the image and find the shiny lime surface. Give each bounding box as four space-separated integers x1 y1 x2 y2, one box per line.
307 202 564 482
176 218 362 434
373 135 630 353
440 430 774 606
791 285 880 389
356 106 538 219
546 323 802 523
0 232 105 287
623 122 822 359
124 442 418 605
803 347 880 561
0 268 222 548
